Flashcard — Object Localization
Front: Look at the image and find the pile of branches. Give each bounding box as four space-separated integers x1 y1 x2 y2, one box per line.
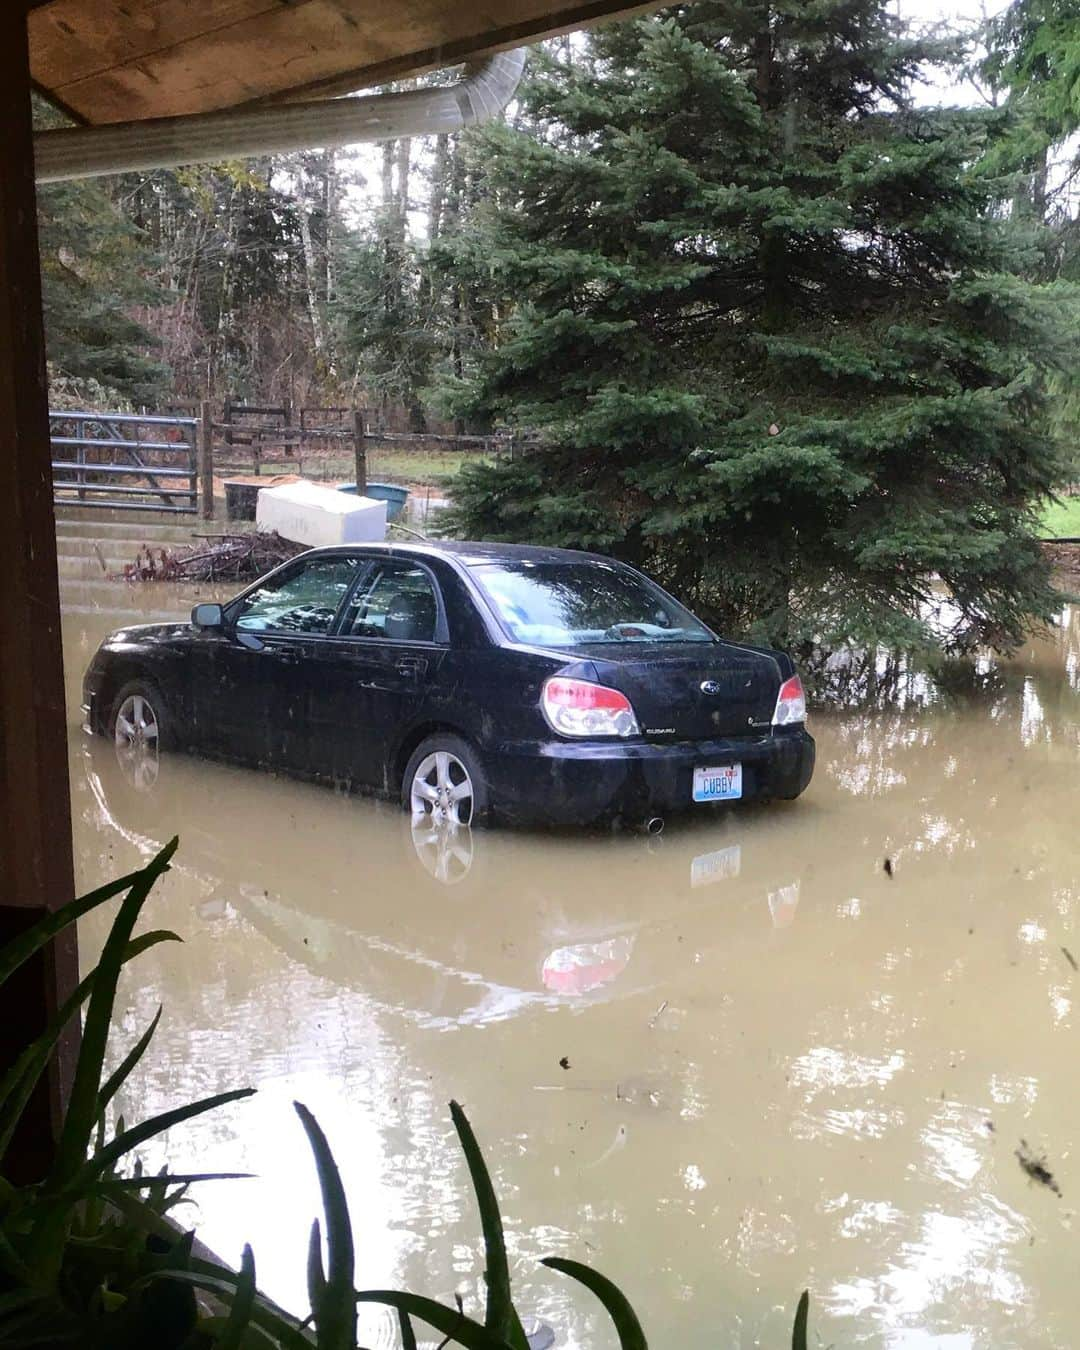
119 530 306 583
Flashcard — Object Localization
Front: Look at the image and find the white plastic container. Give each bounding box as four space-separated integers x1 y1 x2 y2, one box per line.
256 480 387 547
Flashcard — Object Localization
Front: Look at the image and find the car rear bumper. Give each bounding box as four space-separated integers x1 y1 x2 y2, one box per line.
486 727 815 826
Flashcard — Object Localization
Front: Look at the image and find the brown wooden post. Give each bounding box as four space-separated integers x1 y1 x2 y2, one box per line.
198 400 215 520
353 407 368 496
0 4 79 1182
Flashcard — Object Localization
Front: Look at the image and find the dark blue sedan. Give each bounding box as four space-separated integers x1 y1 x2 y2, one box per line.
82 541 814 828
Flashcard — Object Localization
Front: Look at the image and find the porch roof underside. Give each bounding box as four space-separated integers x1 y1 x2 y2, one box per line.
28 0 652 126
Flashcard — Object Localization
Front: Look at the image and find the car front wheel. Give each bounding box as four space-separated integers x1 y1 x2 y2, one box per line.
109 679 170 792
402 734 489 829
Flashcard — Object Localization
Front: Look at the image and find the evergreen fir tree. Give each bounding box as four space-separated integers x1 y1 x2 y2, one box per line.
38 176 168 406
445 2 1078 655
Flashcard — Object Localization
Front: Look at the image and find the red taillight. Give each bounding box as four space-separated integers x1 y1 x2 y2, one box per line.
773 674 806 727
545 678 631 711
542 677 640 738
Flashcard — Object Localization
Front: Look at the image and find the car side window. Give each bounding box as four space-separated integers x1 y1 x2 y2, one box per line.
234 557 361 635
343 563 440 642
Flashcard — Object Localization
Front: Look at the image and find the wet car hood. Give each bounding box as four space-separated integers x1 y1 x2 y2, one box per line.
104 621 193 647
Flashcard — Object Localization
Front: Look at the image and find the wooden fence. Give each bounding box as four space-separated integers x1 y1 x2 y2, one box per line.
51 402 524 519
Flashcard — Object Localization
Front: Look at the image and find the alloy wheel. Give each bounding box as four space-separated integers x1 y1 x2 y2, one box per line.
113 692 160 792
410 750 474 828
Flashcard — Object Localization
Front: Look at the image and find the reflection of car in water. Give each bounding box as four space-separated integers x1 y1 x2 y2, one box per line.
82 737 807 1027
81 541 814 829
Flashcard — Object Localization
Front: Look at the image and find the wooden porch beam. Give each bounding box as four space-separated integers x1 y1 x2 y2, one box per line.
0 3 78 1183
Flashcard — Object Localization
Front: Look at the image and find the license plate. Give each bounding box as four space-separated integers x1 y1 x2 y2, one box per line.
693 764 742 803
690 844 742 888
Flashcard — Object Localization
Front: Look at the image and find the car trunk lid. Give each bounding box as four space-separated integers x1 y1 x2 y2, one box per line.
567 641 782 740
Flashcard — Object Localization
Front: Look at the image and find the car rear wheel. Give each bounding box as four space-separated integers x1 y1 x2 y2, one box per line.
109 680 170 792
403 734 489 829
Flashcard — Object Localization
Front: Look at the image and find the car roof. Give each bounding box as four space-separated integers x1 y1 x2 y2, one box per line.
301 540 614 568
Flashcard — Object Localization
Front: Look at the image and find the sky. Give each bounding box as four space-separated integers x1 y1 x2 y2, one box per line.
900 0 1011 106
339 0 1022 233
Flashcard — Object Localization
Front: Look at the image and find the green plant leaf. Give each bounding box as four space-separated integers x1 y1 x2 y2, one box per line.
101 1187 189 1246
307 1218 327 1318
792 1289 809 1350
0 1228 32 1287
398 1307 418 1350
96 1004 164 1124
76 1087 255 1185
294 1102 356 1350
52 839 179 1195
87 1171 251 1196
0 862 152 991
135 1265 315 1349
0 930 179 1161
449 1100 529 1350
541 1257 648 1350
355 1291 514 1350
216 1242 257 1350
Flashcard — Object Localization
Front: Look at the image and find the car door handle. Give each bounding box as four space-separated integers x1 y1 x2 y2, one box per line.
267 643 303 665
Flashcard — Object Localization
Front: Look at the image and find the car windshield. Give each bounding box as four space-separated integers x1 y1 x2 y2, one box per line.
470 559 715 646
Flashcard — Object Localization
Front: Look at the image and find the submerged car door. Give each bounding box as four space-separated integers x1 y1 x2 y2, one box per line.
203 554 364 767
301 557 451 790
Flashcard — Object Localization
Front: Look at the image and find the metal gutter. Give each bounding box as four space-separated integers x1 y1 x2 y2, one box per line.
33 49 526 183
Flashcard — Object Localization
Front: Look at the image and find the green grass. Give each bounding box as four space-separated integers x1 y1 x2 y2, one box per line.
367 448 485 487
1039 494 1080 539
214 447 487 489
306 447 485 488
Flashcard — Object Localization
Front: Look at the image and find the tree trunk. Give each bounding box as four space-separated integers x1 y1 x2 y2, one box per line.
395 136 411 224
299 178 327 364
753 12 789 331
428 133 449 244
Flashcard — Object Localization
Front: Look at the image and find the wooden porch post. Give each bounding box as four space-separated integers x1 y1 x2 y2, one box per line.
0 4 79 1181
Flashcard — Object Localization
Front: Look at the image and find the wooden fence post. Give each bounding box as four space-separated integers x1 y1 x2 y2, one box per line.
353 408 368 496
198 400 214 520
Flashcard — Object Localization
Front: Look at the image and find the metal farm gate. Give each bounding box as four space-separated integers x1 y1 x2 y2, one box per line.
50 409 200 514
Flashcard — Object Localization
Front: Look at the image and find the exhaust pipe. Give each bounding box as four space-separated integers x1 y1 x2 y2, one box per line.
632 816 664 837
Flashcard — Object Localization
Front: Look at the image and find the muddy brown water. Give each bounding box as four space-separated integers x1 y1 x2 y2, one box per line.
61 578 1080 1348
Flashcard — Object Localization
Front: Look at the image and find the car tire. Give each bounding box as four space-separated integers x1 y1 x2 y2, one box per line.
402 733 490 829
109 678 173 746
107 680 173 795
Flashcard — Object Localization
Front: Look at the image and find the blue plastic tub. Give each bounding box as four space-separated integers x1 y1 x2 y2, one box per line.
337 480 409 522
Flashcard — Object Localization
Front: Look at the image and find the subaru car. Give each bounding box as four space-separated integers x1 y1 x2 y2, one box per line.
82 541 815 827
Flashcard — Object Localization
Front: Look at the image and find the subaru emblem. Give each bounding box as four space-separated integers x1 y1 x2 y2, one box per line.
700 679 721 695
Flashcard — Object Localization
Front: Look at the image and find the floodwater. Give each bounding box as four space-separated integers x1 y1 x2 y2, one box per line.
60 576 1080 1348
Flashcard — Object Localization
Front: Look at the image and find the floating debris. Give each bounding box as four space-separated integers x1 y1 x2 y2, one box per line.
558 1056 570 1071
883 857 894 878
524 1320 556 1350
1062 947 1078 972
648 999 669 1028
1016 1139 1062 1196
586 1123 628 1169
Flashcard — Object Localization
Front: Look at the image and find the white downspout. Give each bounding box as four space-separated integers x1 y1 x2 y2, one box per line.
34 49 527 184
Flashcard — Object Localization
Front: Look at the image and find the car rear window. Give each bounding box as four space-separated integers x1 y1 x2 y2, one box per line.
469 559 715 646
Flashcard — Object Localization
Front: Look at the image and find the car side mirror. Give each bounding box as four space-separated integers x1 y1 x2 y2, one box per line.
191 602 225 631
